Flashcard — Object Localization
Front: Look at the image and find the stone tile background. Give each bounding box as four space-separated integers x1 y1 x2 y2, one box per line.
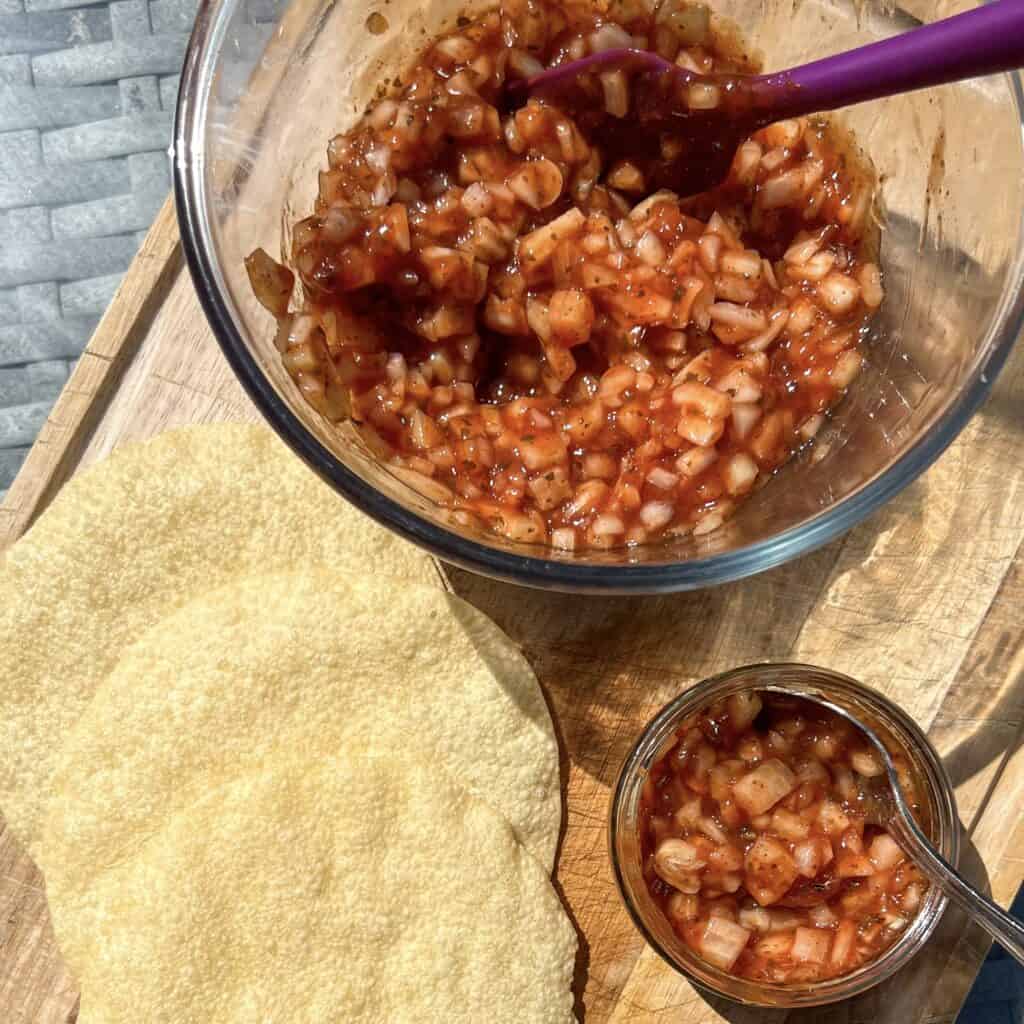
0 0 198 501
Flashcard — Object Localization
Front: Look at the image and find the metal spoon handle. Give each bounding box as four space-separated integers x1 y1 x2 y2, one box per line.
784 689 1024 968
889 809 1024 967
759 0 1024 119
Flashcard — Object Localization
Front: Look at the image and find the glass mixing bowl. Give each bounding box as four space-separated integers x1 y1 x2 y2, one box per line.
173 0 1024 593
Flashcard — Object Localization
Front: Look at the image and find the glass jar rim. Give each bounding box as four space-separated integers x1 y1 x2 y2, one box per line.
607 662 960 1008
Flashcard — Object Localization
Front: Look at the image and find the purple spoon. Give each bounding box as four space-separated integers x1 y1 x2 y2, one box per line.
517 0 1024 194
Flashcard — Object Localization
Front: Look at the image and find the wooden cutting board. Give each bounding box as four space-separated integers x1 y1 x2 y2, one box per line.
2 197 1024 1024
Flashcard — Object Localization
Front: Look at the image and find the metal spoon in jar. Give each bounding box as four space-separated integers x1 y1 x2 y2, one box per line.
514 0 1024 195
787 690 1024 966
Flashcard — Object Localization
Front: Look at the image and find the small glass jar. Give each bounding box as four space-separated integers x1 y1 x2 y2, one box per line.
608 662 959 1008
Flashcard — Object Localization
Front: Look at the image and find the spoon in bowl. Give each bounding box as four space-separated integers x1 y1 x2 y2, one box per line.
784 689 1024 966
514 0 1024 195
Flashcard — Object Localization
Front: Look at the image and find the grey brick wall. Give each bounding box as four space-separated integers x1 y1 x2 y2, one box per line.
0 0 200 501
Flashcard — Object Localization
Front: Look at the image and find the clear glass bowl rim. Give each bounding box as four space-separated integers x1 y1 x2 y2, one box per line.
172 0 1024 594
607 662 961 1008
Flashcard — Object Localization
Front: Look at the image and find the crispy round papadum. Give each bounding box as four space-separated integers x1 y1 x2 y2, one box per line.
0 424 437 849
59 752 576 1024
41 572 561 891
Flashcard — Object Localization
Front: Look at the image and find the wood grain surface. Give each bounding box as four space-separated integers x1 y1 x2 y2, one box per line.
1 200 1023 1023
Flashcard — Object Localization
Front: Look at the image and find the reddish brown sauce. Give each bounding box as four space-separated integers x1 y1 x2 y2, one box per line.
640 692 930 982
247 0 882 550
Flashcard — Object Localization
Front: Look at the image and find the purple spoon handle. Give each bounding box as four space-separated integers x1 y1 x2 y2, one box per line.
761 0 1024 119
524 0 1024 122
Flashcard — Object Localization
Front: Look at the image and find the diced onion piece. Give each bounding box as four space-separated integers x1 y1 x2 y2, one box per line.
525 295 552 343
600 69 629 117
693 507 726 537
818 799 851 835
614 218 637 248
731 402 762 440
519 432 568 471
833 764 856 801
551 527 576 551
850 748 884 777
636 229 667 267
676 446 717 478
835 851 875 878
831 349 863 389
245 248 294 317
673 381 731 419
715 368 762 403
708 302 768 333
793 837 832 878
647 466 680 490
698 917 752 971
902 882 923 914
817 272 862 315
759 167 804 209
667 891 701 923
868 832 905 871
640 501 675 531
738 905 771 933
659 1 710 45
857 262 884 308
754 932 794 961
720 250 762 280
799 413 824 441
629 189 680 222
697 232 722 273
708 842 744 873
785 227 829 265
723 453 758 495
792 926 832 965
409 409 443 450
527 467 572 511
580 261 620 288
655 838 709 885
744 835 799 906
742 308 790 353
588 22 633 51
607 161 645 192
830 919 857 968
688 82 720 110
519 210 585 283
770 806 810 842
548 289 595 346
483 294 527 335
678 413 724 447
727 691 762 732
767 908 800 932
763 118 804 148
732 140 762 185
808 903 838 928
592 513 625 536
670 793 700 829
508 157 564 210
507 47 544 78
698 815 729 844
734 759 797 816
498 511 547 543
